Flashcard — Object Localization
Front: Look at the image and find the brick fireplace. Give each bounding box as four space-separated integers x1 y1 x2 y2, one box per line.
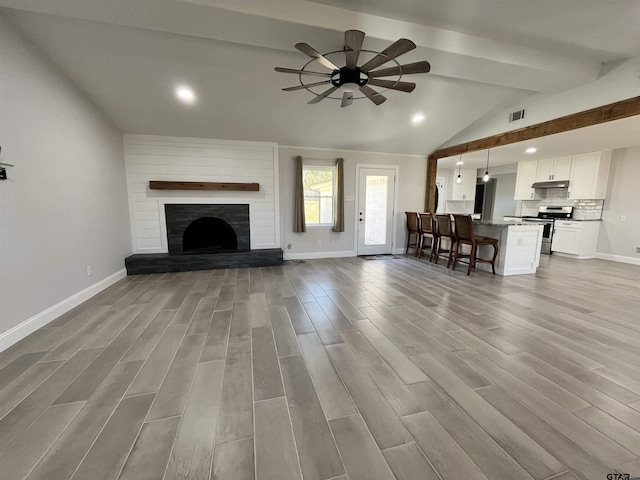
123 135 282 274
124 202 282 274
165 204 250 255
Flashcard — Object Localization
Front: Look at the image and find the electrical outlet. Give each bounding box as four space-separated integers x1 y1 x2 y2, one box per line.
86 265 92 276
620 215 627 222
287 243 292 250
635 246 640 254
316 240 322 247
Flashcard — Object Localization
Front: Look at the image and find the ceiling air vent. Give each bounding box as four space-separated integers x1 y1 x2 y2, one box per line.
509 108 526 123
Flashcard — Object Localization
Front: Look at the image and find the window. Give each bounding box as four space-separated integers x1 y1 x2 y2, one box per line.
303 165 335 226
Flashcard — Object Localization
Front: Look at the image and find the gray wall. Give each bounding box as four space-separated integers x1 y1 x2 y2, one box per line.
596 147 640 261
490 173 518 220
279 147 426 257
0 14 131 339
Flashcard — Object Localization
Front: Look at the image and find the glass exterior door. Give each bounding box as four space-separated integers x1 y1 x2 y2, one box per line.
357 168 396 255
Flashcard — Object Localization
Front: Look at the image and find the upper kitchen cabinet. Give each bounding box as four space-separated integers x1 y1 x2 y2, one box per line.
448 168 476 201
568 150 611 200
536 156 572 182
514 160 539 200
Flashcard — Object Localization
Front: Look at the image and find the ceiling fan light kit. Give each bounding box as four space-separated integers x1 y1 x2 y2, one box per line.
275 30 431 107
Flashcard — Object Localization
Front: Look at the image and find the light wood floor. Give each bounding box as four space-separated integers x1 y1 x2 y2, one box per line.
1 255 640 480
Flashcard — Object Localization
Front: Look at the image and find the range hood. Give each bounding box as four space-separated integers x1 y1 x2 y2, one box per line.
531 180 569 189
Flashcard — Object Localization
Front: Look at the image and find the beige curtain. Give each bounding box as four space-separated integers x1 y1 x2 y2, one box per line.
293 155 306 232
333 158 345 232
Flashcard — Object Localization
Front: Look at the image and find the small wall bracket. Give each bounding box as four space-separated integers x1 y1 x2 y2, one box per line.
0 145 14 180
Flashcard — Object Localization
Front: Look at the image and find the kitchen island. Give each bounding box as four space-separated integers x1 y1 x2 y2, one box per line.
471 221 544 276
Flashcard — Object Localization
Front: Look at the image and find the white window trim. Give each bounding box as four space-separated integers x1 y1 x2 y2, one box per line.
303 164 336 227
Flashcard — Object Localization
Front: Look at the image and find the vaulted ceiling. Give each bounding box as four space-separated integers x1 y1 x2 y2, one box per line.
2 0 639 156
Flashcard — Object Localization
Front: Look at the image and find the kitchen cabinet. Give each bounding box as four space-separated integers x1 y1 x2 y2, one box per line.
552 220 601 258
514 160 539 200
552 222 581 254
474 223 544 275
447 168 476 201
568 150 611 200
536 156 572 182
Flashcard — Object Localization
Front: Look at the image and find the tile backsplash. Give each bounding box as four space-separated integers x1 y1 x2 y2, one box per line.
518 188 604 220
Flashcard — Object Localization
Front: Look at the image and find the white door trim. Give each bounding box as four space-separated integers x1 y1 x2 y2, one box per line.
354 164 400 255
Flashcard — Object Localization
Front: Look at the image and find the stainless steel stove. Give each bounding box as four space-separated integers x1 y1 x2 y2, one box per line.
520 206 574 254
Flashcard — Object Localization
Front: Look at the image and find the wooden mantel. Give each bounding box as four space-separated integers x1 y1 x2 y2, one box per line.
149 181 260 192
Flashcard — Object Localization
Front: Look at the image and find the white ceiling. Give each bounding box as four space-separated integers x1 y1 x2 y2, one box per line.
1 0 639 156
313 0 640 63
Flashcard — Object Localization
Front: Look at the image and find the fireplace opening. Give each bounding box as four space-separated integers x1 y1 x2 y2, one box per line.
165 203 250 255
183 217 238 254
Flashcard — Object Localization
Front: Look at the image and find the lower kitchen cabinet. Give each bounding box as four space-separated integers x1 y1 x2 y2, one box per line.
552 221 601 258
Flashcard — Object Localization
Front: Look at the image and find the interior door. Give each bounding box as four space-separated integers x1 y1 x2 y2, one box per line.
357 168 396 255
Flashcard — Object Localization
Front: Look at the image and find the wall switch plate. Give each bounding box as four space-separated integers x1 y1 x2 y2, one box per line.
620 215 627 222
287 243 292 249
87 266 92 276
316 240 322 247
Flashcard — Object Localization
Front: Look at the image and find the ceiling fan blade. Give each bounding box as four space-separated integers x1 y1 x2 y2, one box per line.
345 30 365 69
341 92 353 108
275 67 332 77
367 79 416 92
368 61 431 78
283 80 331 92
295 43 340 71
308 86 339 104
360 38 416 73
359 85 386 105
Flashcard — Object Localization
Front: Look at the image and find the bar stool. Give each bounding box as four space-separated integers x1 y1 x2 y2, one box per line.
435 214 456 268
404 212 420 255
417 213 437 261
452 214 499 275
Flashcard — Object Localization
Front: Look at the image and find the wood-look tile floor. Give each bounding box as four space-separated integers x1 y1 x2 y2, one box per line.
1 255 640 480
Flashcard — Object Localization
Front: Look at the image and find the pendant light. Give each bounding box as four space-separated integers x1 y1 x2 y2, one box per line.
483 149 491 182
455 154 463 184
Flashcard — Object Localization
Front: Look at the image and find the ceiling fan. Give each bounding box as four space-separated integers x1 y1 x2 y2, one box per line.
275 30 431 107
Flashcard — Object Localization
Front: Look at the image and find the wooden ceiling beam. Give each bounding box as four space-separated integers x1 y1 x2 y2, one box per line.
428 95 640 160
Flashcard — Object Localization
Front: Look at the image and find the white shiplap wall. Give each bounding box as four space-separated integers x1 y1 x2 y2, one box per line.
124 135 279 253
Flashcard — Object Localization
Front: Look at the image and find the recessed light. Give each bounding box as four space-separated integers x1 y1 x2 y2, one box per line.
412 113 425 123
526 147 537 154
175 85 196 104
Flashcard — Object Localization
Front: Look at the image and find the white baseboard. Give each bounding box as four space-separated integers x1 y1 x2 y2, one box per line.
0 268 127 353
552 252 596 260
594 252 640 266
284 250 356 260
